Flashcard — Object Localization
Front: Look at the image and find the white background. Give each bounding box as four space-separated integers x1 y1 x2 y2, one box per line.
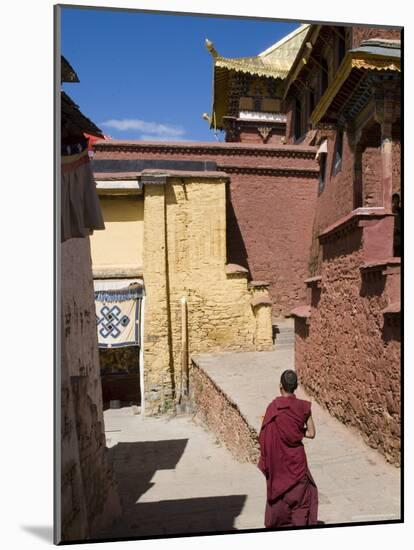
1 1 411 548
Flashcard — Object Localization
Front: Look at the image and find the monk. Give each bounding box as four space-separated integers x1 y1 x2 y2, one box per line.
258 369 318 528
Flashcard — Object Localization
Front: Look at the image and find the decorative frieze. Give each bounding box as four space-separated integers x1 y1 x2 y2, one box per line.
239 110 287 122
257 126 272 142
93 141 317 159
222 165 319 177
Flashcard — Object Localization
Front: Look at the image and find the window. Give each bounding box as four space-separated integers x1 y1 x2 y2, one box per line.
333 130 343 174
253 95 262 111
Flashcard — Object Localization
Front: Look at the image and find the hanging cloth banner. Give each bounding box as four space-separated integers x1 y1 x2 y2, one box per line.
95 284 142 348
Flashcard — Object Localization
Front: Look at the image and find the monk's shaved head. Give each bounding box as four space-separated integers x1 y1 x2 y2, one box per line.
280 370 298 393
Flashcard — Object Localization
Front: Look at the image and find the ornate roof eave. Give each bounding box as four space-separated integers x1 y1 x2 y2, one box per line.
214 56 291 79
209 57 286 131
310 51 401 127
282 25 321 99
210 64 286 130
206 26 309 130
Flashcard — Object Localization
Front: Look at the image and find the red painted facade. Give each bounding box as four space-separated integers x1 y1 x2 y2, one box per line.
287 25 401 464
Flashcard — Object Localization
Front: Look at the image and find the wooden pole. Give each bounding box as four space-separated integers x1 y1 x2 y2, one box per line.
181 296 188 398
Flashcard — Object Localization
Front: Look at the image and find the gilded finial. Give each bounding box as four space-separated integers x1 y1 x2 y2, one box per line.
205 38 218 58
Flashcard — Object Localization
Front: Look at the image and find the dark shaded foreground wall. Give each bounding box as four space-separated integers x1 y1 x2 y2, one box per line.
60 237 122 541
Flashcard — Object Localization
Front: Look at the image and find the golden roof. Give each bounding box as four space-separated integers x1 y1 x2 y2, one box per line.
310 44 401 127
207 25 310 128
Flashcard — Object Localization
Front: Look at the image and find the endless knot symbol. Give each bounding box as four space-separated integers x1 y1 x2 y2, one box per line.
96 305 130 339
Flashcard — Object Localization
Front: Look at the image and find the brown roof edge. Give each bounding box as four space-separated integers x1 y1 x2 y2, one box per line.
93 139 317 155
140 169 229 179
291 304 311 318
61 55 79 83
94 170 230 181
318 207 391 241
251 296 272 308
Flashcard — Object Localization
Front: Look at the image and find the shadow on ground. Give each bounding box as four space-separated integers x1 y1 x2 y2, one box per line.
105 439 247 537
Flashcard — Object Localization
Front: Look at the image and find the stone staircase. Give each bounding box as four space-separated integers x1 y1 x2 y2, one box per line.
272 319 295 350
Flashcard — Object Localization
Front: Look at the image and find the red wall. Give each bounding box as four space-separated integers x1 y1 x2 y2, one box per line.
295 227 400 464
351 26 401 48
362 146 383 207
226 172 317 316
94 142 319 317
392 139 401 195
307 131 356 273
238 126 285 145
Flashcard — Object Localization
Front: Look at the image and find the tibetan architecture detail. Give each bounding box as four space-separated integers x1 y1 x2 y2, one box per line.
89 23 401 468
206 25 309 142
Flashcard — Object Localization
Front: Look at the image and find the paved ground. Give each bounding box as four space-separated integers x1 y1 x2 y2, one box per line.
194 347 400 524
104 409 265 538
103 341 400 538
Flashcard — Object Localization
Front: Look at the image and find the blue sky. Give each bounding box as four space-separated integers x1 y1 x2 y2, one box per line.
61 7 300 142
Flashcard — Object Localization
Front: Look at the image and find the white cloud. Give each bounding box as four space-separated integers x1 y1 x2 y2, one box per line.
100 118 186 139
139 134 189 142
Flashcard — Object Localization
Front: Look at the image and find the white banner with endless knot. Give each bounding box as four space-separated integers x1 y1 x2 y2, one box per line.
94 283 142 348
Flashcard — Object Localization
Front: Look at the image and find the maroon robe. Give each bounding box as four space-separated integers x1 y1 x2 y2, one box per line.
258 394 318 527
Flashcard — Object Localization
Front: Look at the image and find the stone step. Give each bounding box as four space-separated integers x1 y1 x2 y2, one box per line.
274 341 295 346
275 342 295 347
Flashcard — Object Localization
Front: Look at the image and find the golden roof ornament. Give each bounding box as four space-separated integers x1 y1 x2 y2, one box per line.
205 38 218 58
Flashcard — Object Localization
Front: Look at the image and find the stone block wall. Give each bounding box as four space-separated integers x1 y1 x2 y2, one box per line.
191 360 260 463
142 173 273 414
60 237 122 541
295 218 400 465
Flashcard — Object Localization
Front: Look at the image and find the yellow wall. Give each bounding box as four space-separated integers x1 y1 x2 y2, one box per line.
143 177 273 414
90 197 144 272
